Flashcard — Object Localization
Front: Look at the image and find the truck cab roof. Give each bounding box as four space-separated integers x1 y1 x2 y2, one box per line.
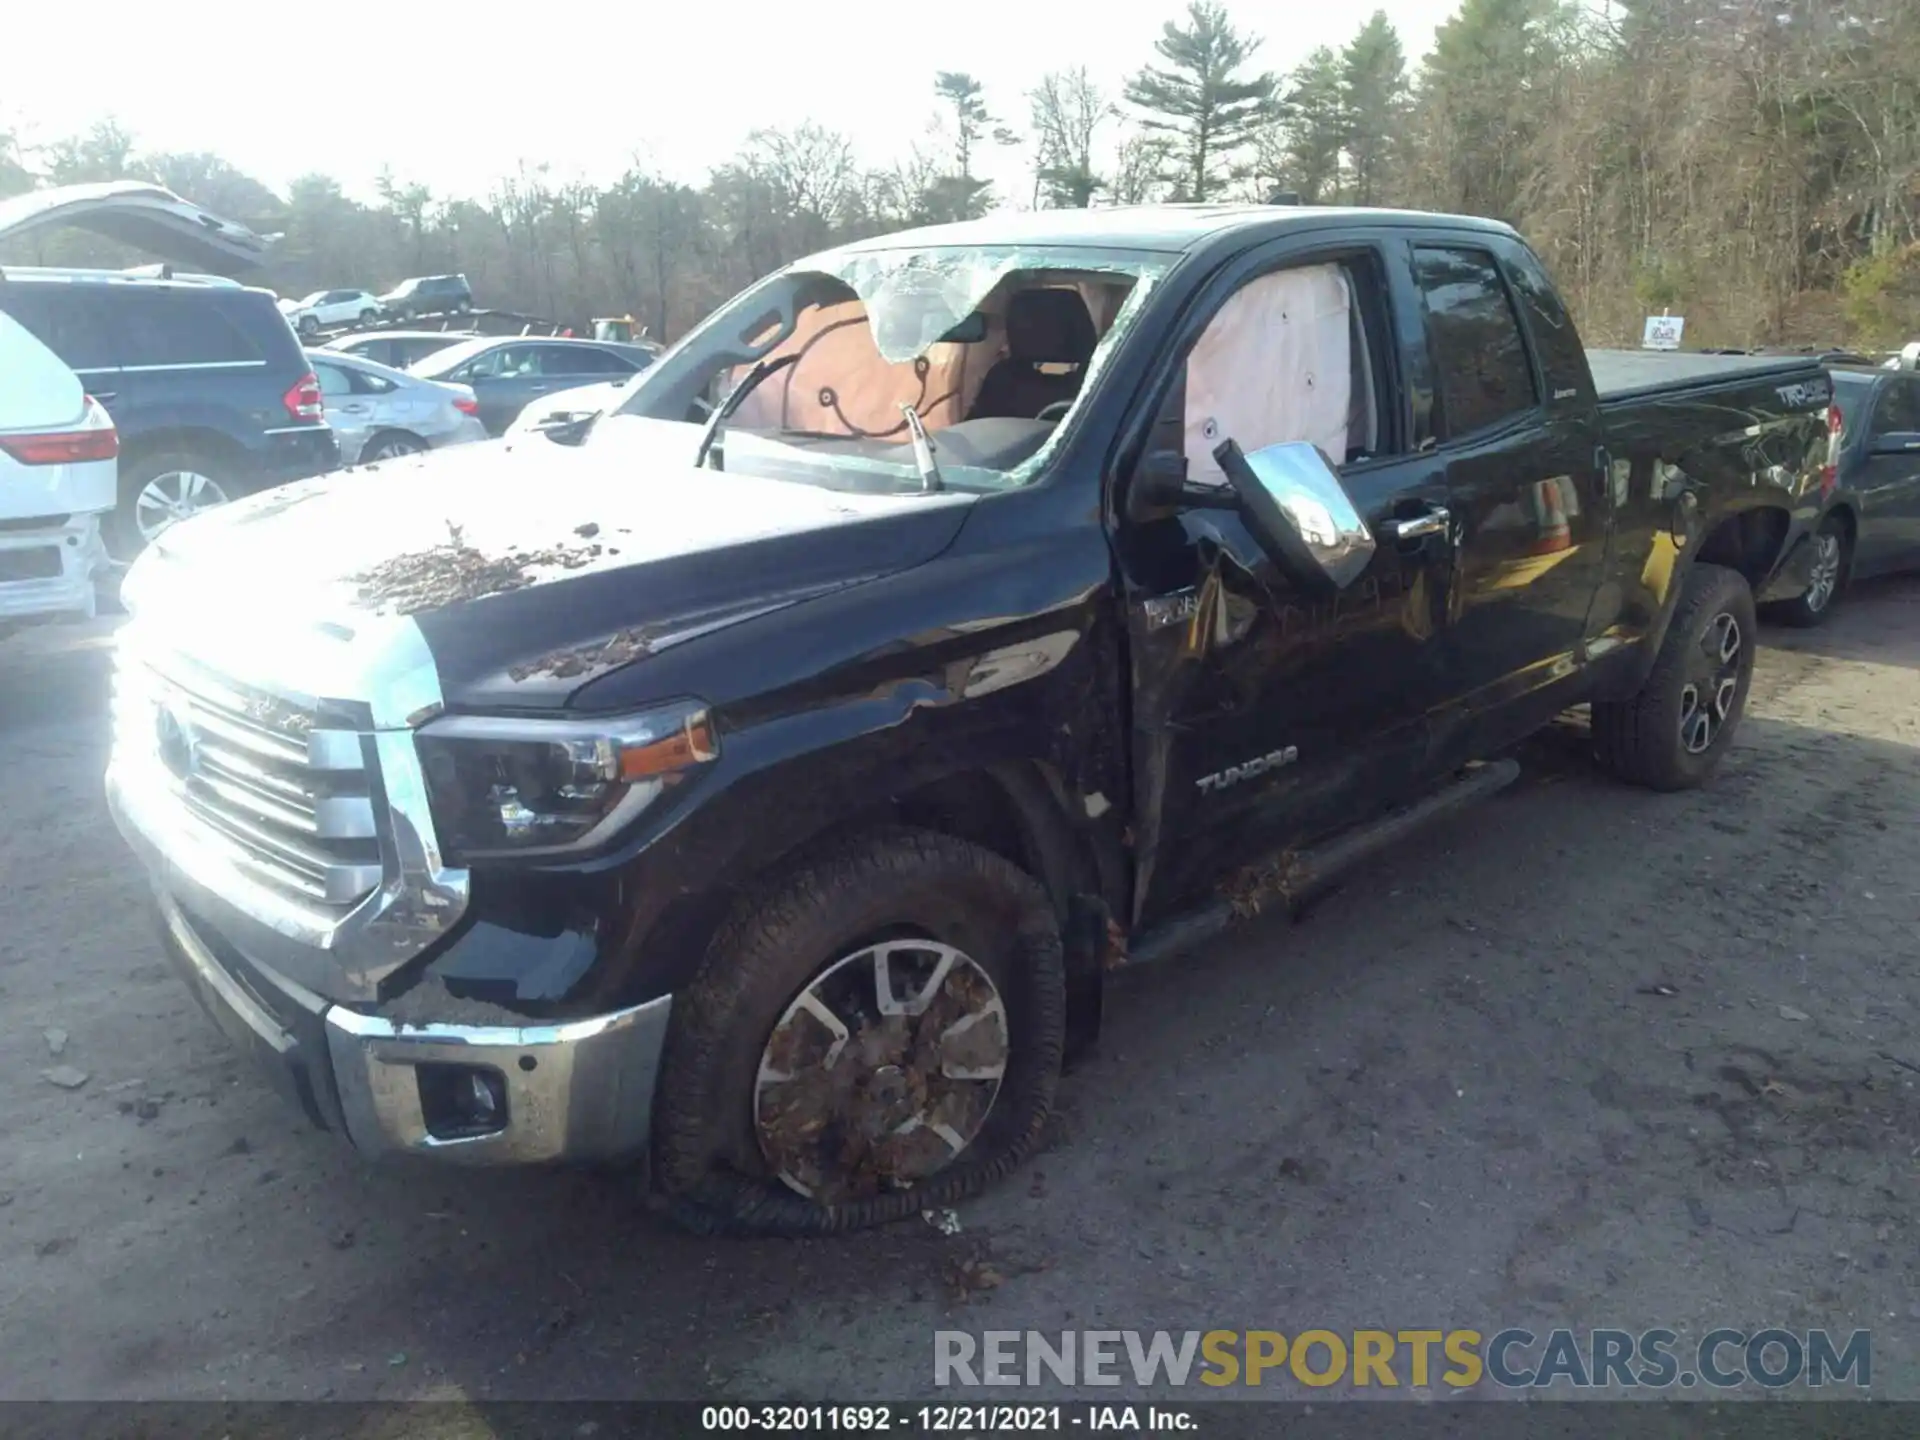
820 203 1521 259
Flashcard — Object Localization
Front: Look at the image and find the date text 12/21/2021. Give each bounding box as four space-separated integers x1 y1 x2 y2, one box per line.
700 1405 1194 1432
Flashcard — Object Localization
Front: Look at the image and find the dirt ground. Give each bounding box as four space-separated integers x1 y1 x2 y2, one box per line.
2 578 1917 1405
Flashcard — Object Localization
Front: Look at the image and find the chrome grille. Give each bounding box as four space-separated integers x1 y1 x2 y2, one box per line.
112 650 384 910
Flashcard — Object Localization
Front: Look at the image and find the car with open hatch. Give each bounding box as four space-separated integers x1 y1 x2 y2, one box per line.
105 203 1834 1235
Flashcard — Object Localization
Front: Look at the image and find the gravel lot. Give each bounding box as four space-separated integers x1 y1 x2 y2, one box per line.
2 579 1917 1405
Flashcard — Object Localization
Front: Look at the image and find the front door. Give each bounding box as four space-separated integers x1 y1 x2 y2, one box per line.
1113 245 1454 927
1405 240 1610 761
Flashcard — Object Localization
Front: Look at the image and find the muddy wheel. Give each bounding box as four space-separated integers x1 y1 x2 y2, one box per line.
652 827 1064 1237
1592 561 1755 792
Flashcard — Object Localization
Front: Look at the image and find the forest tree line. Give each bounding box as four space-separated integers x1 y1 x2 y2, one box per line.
2 0 1916 350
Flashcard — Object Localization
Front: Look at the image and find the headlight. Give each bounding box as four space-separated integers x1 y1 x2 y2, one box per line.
415 700 718 861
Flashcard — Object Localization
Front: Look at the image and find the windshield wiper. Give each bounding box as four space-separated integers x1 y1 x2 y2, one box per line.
692 354 798 470
899 402 944 493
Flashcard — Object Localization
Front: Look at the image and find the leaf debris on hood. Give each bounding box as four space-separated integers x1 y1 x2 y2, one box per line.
507 626 656 682
347 521 608 616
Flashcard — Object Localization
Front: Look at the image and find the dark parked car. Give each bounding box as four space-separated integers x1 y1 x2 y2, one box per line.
108 204 1833 1235
378 274 473 320
1767 359 1920 625
408 335 655 434
320 329 472 370
0 185 336 557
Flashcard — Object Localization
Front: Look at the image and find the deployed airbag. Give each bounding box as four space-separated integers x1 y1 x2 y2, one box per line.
1184 264 1353 485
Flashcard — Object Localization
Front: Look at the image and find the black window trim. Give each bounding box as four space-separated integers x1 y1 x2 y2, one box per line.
1409 236 1547 452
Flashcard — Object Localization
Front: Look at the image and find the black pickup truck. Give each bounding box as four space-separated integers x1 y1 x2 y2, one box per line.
107 205 1836 1235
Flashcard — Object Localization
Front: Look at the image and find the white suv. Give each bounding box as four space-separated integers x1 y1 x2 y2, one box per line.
279 288 383 336
0 312 117 629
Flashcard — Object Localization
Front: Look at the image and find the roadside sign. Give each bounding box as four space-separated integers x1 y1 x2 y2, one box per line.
1643 315 1686 350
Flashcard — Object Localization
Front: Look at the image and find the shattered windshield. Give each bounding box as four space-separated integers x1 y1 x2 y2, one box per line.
605 243 1173 492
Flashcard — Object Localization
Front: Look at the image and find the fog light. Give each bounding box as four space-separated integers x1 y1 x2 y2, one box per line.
417 1063 509 1140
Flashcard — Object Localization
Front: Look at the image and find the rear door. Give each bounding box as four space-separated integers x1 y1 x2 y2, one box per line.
1408 236 1609 761
1853 375 1920 576
108 288 267 445
537 343 634 387
312 357 373 459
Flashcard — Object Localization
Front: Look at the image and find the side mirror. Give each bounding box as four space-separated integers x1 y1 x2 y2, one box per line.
1870 431 1920 457
1212 438 1376 594
1127 449 1240 518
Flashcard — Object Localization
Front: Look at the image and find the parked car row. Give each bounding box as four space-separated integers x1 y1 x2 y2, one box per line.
277 275 475 337
0 184 338 569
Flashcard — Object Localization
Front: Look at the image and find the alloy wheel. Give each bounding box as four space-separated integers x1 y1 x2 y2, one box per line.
134 469 231 542
753 940 1010 1204
1679 610 1742 755
1804 530 1842 613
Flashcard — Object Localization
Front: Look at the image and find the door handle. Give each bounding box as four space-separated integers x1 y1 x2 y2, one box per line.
1379 507 1450 542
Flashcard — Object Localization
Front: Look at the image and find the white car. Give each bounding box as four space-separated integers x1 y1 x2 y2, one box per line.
0 311 117 629
504 376 639 436
279 288 384 337
308 348 489 464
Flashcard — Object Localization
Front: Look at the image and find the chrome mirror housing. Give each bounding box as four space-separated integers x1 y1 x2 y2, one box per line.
1215 439 1376 592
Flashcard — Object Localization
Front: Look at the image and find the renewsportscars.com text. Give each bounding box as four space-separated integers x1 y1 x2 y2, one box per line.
934 1328 1871 1391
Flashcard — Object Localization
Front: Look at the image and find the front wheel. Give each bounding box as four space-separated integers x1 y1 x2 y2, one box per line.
298 314 319 337
1592 561 1756 791
652 828 1065 1236
359 309 378 325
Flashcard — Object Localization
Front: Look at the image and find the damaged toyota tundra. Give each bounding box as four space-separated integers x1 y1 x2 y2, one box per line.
108 205 1840 1234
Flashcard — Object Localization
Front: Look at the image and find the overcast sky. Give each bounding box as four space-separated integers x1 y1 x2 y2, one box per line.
8 0 1463 205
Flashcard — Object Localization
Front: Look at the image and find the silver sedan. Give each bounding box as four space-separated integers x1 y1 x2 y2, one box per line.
306 348 489 465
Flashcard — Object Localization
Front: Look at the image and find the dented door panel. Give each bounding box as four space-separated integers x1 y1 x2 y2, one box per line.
1118 449 1451 927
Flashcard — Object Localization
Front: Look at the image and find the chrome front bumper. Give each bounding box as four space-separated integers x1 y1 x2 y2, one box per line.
325 998 672 1164
154 881 672 1166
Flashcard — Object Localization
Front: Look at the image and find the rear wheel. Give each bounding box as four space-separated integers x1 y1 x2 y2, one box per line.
298 314 319 337
359 431 426 462
109 449 237 560
1762 513 1847 628
652 828 1065 1236
1592 561 1756 791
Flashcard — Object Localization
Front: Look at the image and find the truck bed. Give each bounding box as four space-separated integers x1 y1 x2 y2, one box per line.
1586 348 1823 404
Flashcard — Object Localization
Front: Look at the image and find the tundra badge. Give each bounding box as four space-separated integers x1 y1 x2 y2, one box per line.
1197 746 1299 794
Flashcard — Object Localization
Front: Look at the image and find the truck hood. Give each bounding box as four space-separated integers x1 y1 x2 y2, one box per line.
135 420 977 709
0 181 276 275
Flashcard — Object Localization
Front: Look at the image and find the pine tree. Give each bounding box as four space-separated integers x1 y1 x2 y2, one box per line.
1280 48 1348 204
1418 0 1570 220
1124 1 1278 201
1341 12 1410 205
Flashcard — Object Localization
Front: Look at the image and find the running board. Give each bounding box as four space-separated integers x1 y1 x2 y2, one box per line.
1123 759 1521 968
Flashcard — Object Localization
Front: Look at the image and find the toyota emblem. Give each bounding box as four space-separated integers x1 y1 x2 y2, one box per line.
155 702 201 782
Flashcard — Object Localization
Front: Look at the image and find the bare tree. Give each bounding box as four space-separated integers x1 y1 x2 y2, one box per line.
1030 69 1113 208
